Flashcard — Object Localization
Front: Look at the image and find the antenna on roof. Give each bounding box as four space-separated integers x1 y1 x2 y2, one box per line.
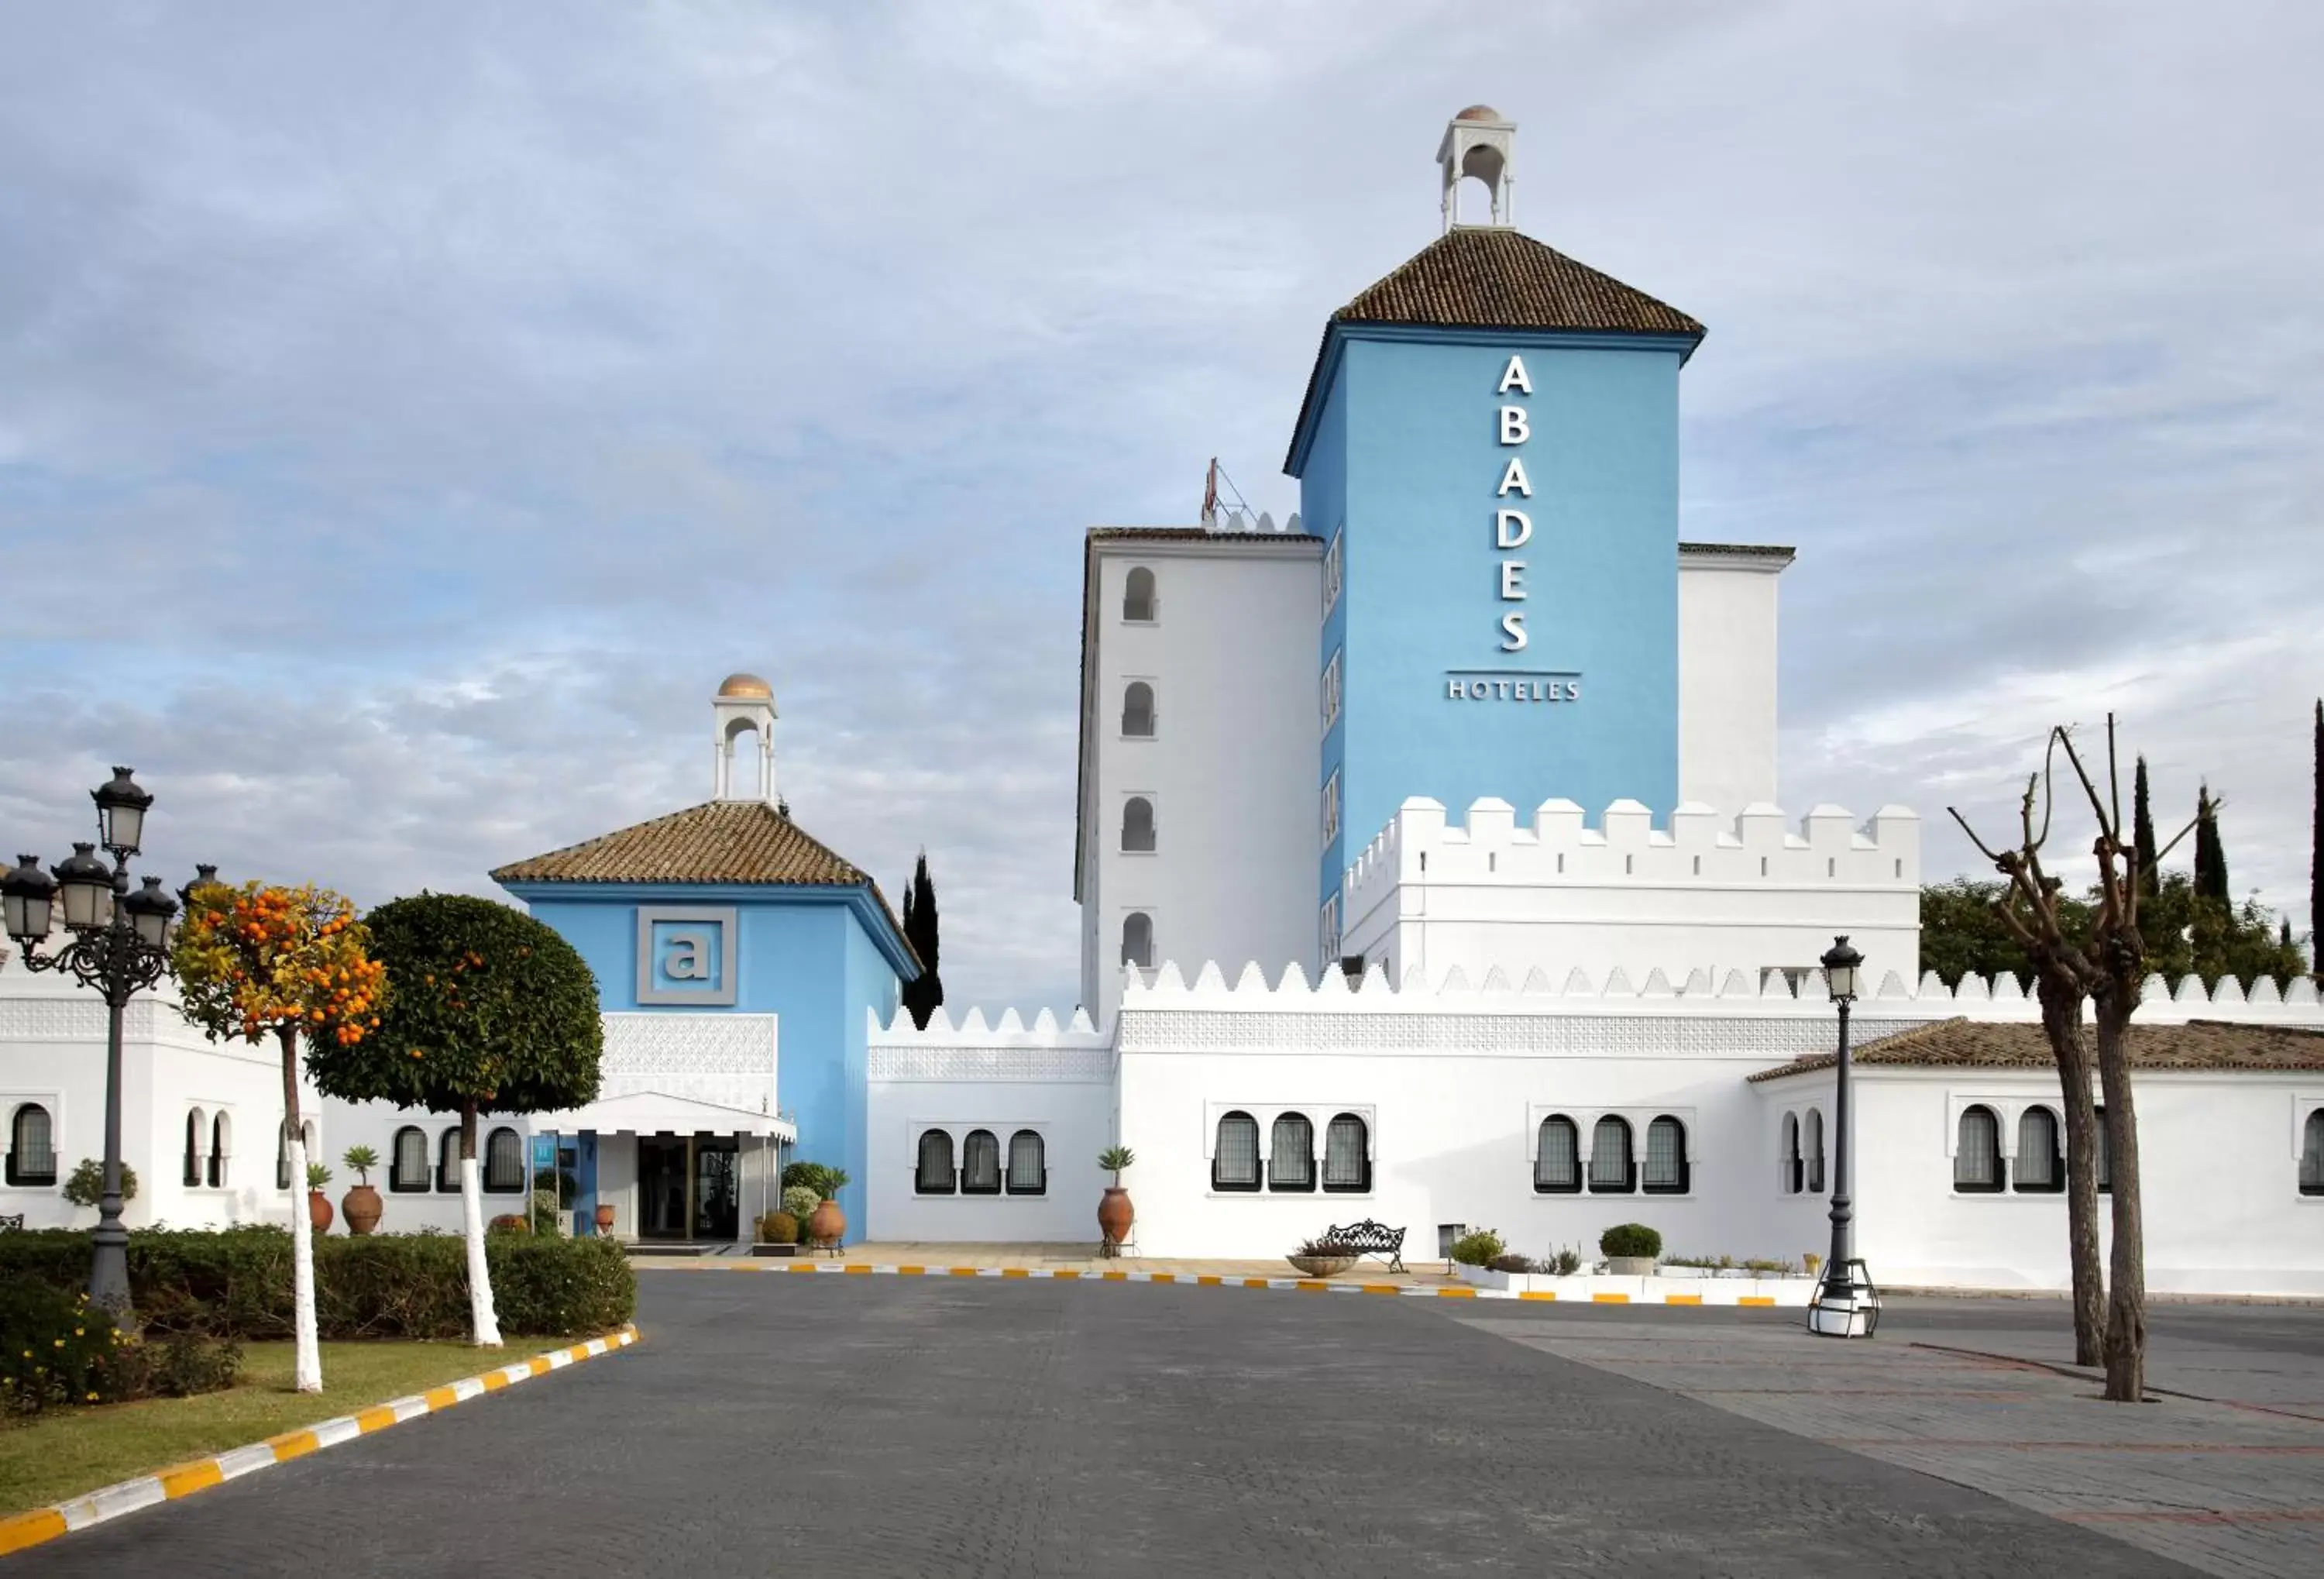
1200 458 1257 531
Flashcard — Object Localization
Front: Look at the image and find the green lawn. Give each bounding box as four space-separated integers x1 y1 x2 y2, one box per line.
0 1340 530 1517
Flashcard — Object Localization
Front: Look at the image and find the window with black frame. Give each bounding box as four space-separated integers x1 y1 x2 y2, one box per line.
915 1129 956 1195
483 1127 525 1194
1806 1108 1826 1194
1269 1113 1315 1192
207 1113 229 1188
435 1127 462 1192
1322 1113 1369 1192
1006 1130 1046 1195
961 1130 1002 1195
1778 1111 1800 1195
1212 1112 1260 1192
5 1103 56 1188
1643 1116 1689 1195
184 1109 204 1187
1534 1115 1580 1194
1589 1115 1635 1194
390 1126 430 1193
1954 1106 2004 1192
2014 1106 2063 1193
2300 1109 2324 1197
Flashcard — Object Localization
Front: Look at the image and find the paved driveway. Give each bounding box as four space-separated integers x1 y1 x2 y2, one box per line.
23 1276 2201 1577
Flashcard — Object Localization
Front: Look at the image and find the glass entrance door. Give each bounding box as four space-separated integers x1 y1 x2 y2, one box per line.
694 1138 740 1241
638 1134 741 1241
638 1137 690 1240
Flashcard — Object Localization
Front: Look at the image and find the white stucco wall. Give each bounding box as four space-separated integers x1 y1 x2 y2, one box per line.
1076 530 1323 1026
1340 796 1920 992
1678 549 1784 813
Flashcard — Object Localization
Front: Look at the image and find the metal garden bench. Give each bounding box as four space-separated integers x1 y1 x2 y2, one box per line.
1322 1218 1408 1274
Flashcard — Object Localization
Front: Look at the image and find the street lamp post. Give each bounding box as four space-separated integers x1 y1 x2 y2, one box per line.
2 768 203 1326
1806 934 1881 1338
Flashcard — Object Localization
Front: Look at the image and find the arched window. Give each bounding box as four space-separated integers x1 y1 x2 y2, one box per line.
1955 1106 2004 1193
1270 1113 1315 1192
1589 1116 1635 1194
6 1103 56 1187
1121 682 1156 738
1534 1115 1580 1194
1779 1112 1801 1195
915 1129 956 1195
1212 1111 1260 1192
1121 796 1156 853
483 1127 525 1194
184 1108 206 1187
1122 566 1157 622
2015 1106 2062 1194
437 1127 463 1192
2299 1109 2324 1197
1805 1108 1826 1194
1323 1113 1370 1192
1643 1116 1690 1195
961 1130 1002 1195
1119 913 1154 972
208 1112 231 1189
390 1126 430 1193
1006 1130 1047 1195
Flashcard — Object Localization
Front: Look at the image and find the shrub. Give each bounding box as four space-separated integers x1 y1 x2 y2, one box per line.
61 1158 138 1209
780 1185 822 1223
780 1161 847 1201
0 1282 132 1414
758 1212 799 1245
1598 1223 1662 1260
1549 1247 1583 1277
1449 1229 1505 1267
0 1228 633 1340
1487 1253 1539 1274
1292 1237 1354 1258
124 1333 244 1399
488 1214 532 1235
530 1189 564 1233
307 1162 332 1191
342 1145 380 1185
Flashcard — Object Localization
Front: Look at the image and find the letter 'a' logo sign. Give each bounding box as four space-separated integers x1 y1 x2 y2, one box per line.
636 906 739 1005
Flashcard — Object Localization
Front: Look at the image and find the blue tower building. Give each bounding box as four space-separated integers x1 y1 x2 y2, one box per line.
1287 107 1705 909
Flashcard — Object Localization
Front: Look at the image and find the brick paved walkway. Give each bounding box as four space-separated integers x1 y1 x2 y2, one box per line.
16 1275 2193 1577
1465 1312 2324 1577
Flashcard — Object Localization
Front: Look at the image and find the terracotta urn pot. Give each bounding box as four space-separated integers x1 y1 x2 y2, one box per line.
308 1189 334 1233
1097 1186 1134 1249
806 1197 844 1250
341 1183 383 1236
593 1202 617 1233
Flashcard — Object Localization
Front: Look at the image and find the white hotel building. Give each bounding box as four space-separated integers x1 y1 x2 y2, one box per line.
7 109 2322 1294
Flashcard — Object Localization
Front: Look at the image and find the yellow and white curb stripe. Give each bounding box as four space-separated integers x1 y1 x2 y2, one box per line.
0 1326 639 1560
690 1261 1799 1308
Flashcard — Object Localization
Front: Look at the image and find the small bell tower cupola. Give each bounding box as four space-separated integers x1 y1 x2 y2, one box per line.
711 671 779 807
1437 104 1515 233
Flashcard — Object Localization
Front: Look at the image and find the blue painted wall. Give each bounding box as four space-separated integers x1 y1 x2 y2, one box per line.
1297 326 1691 901
506 882 903 1237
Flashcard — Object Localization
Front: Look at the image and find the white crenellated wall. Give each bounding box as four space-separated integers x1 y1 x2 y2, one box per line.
1339 796 1920 993
866 1005 1117 1242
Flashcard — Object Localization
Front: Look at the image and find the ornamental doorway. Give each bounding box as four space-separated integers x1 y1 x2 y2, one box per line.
638 1133 741 1242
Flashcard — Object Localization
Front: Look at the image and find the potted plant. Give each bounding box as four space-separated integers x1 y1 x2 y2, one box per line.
61 1158 138 1216
1287 1237 1357 1278
755 1210 802 1257
594 1201 617 1233
788 1162 850 1253
339 1145 383 1235
1599 1222 1661 1276
306 1161 335 1233
1096 1145 1135 1254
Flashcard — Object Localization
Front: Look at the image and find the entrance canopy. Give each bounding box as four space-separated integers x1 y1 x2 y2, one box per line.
531 1089 796 1142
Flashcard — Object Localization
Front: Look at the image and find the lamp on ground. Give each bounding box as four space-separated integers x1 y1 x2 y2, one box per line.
8 769 206 1327
1807 934 1881 1338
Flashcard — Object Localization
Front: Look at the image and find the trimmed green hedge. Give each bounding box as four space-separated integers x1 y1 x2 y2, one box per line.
0 1228 634 1341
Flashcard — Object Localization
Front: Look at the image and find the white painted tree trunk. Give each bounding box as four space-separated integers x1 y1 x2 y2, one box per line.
287 1134 321 1393
460 1154 502 1347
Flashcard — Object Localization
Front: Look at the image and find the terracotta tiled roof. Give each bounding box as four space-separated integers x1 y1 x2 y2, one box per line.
1749 1016 2324 1082
492 800 870 889
1680 542 1796 562
1335 227 1703 338
1085 527 1324 545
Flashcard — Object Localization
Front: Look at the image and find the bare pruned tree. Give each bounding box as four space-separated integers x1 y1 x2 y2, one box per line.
1951 715 2194 1402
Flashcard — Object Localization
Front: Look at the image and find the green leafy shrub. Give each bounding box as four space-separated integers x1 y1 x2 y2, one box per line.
779 1185 821 1222
0 1228 633 1340
124 1333 244 1399
1449 1229 1505 1267
307 1162 332 1190
60 1159 138 1209
780 1161 848 1201
758 1211 799 1245
1549 1247 1583 1277
529 1189 564 1233
1598 1223 1662 1260
0 1282 132 1414
1291 1237 1354 1258
1487 1252 1540 1274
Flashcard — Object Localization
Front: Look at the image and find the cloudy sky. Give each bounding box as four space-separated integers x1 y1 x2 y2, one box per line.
3 2 2318 1013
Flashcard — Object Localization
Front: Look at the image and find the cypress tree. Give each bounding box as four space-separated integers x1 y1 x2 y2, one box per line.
2132 756 2157 896
899 851 944 1030
2193 785 2229 906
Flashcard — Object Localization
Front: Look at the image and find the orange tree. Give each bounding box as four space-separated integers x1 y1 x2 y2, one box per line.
313 893 601 1345
170 880 385 1392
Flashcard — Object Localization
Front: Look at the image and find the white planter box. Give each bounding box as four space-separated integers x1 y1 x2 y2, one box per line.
1452 1263 1814 1306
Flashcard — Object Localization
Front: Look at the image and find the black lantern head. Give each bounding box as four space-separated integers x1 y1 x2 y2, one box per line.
123 876 178 949
93 766 154 858
178 863 222 916
1820 934 1863 1004
51 843 115 933
2 855 57 944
